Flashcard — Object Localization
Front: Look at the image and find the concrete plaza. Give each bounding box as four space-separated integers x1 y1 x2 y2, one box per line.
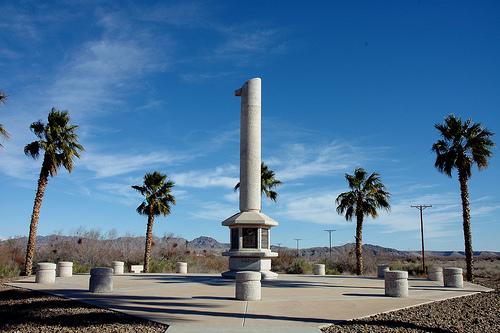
8 273 491 333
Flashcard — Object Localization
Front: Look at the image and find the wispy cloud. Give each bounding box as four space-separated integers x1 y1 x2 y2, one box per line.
47 14 171 117
191 201 236 221
174 165 238 189
81 150 189 179
269 141 387 182
275 187 500 239
213 27 287 64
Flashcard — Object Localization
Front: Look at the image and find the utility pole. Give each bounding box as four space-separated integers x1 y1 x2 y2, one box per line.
324 229 336 259
411 204 432 273
277 243 282 251
294 239 302 257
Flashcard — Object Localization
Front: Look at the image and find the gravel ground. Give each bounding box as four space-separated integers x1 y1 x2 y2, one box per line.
322 277 500 333
0 281 168 333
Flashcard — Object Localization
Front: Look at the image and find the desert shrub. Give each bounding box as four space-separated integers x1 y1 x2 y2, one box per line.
0 263 21 278
317 259 342 275
271 249 297 272
286 258 312 274
72 262 92 274
389 261 426 276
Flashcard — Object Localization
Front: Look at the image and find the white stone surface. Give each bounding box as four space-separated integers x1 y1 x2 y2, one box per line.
57 261 73 277
377 264 390 278
427 266 443 281
385 270 408 297
221 210 278 227
443 267 463 288
176 262 188 274
112 261 124 275
235 271 261 301
35 262 56 284
130 265 144 273
89 267 113 293
221 77 279 280
313 264 325 276
238 78 262 212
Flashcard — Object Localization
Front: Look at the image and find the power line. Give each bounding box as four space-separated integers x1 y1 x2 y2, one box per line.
324 229 336 259
294 239 302 257
411 204 432 272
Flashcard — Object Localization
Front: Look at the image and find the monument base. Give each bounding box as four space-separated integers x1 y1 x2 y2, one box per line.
221 256 278 280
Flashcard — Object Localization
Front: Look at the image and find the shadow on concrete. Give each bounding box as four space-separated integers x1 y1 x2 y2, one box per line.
105 301 336 325
192 296 235 301
342 293 385 297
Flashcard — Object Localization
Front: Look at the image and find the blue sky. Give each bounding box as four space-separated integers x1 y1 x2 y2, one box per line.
0 1 499 251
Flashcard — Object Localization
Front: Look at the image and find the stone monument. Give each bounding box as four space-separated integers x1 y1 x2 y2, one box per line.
221 78 279 280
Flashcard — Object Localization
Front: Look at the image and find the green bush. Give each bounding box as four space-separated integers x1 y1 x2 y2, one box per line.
0 263 20 278
390 261 426 276
72 262 92 274
286 258 312 274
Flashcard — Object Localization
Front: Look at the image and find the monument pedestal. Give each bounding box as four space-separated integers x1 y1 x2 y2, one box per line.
221 211 279 280
222 249 278 280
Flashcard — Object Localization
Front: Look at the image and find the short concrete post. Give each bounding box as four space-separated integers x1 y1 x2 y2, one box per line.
57 261 73 277
130 265 144 273
235 271 261 301
176 262 187 274
35 262 56 284
89 267 113 293
428 266 443 281
385 270 408 297
112 261 124 275
443 267 463 288
377 264 390 278
313 264 325 275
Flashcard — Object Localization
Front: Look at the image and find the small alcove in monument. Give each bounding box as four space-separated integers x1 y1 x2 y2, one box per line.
261 228 269 249
242 228 258 248
230 228 239 250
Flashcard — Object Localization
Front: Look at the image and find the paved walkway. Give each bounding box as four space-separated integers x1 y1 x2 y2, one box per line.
8 273 491 332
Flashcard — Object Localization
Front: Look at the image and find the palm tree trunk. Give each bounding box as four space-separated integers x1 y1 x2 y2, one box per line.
143 209 155 273
355 211 364 275
458 168 474 282
23 157 49 276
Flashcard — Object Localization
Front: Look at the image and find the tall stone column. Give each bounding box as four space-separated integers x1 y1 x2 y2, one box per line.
221 77 279 280
238 78 261 212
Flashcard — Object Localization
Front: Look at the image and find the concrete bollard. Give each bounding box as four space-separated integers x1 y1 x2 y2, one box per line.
130 265 144 273
235 271 261 301
57 261 73 277
112 261 124 275
35 262 56 284
313 264 326 275
385 270 408 297
428 266 443 282
377 264 390 278
89 267 113 293
176 262 188 274
443 267 463 288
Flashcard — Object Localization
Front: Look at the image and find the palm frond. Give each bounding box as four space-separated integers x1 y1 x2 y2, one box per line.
433 115 495 179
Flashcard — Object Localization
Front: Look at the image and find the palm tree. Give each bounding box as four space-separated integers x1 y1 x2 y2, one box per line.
23 108 84 275
432 115 495 282
0 91 10 147
132 172 176 273
336 167 390 275
234 162 282 202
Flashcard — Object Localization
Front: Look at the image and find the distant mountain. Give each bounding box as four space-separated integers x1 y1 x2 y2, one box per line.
1 235 499 258
188 236 228 249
